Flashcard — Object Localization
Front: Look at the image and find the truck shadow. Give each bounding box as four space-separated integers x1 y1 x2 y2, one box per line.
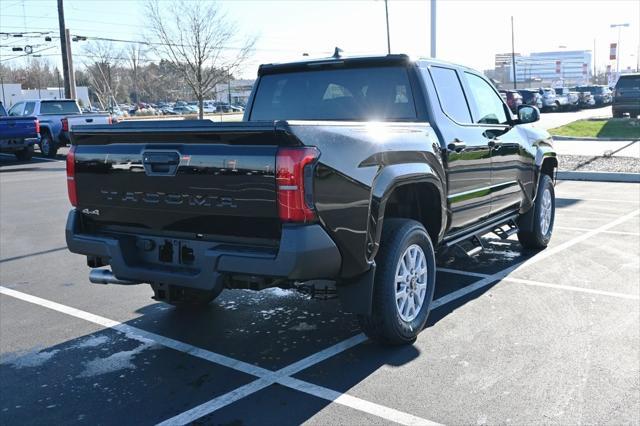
1 234 536 424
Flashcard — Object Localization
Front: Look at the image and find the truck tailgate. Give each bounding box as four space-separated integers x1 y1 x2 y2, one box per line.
0 116 38 140
71 121 291 240
67 113 111 129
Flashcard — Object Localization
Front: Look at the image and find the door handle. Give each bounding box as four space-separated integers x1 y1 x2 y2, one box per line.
447 140 467 152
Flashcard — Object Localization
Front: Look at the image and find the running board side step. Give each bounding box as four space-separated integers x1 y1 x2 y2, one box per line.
443 213 519 257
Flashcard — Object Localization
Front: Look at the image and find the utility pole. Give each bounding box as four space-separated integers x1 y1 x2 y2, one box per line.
57 0 71 98
65 28 76 99
511 16 517 89
430 0 436 57
384 0 391 54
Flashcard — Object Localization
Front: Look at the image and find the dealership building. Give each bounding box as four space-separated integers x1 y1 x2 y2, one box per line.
494 50 593 86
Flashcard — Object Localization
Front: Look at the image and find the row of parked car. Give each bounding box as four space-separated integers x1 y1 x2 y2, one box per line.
108 101 245 118
499 85 613 113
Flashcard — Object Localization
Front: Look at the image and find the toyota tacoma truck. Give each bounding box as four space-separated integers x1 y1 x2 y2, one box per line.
7 99 111 158
66 54 557 344
1 101 39 161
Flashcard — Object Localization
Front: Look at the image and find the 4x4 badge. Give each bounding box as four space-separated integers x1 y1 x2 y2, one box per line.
81 208 100 216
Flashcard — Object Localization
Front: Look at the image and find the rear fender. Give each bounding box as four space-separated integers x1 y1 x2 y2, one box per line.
367 163 445 261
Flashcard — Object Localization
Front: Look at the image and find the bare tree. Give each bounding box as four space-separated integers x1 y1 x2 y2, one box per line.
127 44 146 105
83 41 123 110
146 0 254 119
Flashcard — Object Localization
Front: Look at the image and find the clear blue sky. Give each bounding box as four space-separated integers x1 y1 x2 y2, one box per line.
1 0 639 78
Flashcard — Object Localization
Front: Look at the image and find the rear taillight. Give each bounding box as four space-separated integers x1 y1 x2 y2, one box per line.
35 119 40 135
276 147 319 223
107 116 113 125
61 117 69 132
66 145 77 207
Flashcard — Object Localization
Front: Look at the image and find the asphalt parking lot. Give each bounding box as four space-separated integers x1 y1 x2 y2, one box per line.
0 153 638 425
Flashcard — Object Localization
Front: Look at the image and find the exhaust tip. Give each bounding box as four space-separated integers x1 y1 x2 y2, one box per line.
89 269 140 285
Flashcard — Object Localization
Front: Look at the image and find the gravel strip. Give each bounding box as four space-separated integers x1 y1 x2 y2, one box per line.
559 155 640 173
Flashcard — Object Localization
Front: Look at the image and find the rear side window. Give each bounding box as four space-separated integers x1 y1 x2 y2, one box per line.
24 102 36 116
428 66 472 123
250 66 417 121
464 72 509 125
40 101 80 115
616 77 640 89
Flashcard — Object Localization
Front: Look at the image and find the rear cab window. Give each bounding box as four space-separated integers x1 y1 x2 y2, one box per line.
426 66 472 124
249 66 417 121
40 100 81 115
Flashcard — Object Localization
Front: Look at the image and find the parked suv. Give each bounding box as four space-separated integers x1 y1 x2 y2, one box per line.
499 90 524 113
612 74 640 118
574 85 612 106
66 55 557 344
537 88 560 111
518 89 543 110
553 88 580 110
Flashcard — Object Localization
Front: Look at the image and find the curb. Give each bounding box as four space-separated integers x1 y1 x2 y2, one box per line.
553 136 639 142
557 171 640 183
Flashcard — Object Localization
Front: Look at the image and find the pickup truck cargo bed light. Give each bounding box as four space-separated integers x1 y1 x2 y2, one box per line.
66 145 77 206
276 147 319 223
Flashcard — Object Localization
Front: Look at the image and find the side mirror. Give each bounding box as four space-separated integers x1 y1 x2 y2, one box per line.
517 105 540 124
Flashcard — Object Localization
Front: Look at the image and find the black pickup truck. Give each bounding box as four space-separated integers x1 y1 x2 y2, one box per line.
66 55 557 344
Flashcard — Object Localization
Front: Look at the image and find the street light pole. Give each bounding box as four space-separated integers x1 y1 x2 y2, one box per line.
511 16 517 89
384 0 391 54
430 0 436 57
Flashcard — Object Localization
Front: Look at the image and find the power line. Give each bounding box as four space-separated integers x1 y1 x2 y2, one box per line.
0 45 58 62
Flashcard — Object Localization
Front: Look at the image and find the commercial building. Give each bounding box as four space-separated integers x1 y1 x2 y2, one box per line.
213 79 255 106
0 83 91 108
494 50 593 86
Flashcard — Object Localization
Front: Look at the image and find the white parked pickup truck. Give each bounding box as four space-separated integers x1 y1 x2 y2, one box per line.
6 99 111 157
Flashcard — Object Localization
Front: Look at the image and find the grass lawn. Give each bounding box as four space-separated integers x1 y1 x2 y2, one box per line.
549 119 640 139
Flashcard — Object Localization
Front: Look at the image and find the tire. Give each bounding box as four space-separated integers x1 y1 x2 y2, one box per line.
518 174 555 250
39 131 58 158
14 145 34 161
359 218 436 345
613 110 624 118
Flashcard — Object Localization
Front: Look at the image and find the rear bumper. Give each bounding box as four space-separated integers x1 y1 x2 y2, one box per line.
65 210 342 291
0 137 38 152
613 102 640 115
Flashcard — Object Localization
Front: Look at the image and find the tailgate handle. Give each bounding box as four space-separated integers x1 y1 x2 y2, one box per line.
143 151 180 176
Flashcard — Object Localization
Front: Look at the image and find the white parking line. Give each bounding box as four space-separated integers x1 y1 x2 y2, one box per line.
438 268 639 301
557 197 640 204
0 286 437 425
1 209 638 425
555 226 640 236
433 209 639 307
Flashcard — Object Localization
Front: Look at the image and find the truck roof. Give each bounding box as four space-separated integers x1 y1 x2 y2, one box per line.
258 53 477 76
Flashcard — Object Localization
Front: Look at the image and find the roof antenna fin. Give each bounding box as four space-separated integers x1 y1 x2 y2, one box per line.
332 47 343 58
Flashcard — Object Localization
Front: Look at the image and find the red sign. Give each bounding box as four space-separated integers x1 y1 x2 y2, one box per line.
610 43 617 60
555 61 561 74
